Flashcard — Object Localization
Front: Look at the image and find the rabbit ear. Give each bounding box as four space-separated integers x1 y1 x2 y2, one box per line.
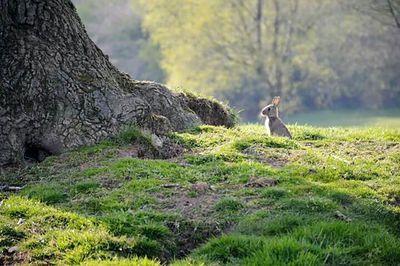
272 96 281 106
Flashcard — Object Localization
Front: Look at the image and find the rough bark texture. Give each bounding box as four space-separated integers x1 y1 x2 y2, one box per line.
0 0 234 166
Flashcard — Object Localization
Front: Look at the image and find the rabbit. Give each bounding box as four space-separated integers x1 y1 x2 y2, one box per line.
260 96 292 138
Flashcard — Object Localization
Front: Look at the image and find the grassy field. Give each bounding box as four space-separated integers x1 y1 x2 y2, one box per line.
286 109 400 129
1 125 400 265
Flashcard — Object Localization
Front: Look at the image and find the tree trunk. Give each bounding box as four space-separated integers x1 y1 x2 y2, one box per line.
0 0 234 166
255 0 264 77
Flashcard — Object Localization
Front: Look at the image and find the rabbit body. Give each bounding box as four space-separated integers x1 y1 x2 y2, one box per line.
268 116 292 138
261 97 292 138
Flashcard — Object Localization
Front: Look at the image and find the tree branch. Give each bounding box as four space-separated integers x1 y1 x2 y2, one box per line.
387 0 400 28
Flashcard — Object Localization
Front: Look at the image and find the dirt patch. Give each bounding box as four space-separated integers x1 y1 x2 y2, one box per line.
0 250 29 266
100 178 121 190
265 159 286 168
150 184 223 258
118 138 183 160
191 182 210 194
157 139 184 159
389 195 400 207
242 146 287 168
118 145 142 158
245 177 277 188
158 189 219 220
151 181 225 222
165 218 220 258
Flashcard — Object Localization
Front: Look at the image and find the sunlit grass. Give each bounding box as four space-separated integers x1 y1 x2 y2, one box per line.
1 124 399 265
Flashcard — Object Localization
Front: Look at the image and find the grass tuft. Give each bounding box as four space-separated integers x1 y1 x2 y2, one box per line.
194 235 265 264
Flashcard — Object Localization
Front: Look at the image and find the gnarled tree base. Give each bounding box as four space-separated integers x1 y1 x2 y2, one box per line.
0 0 235 167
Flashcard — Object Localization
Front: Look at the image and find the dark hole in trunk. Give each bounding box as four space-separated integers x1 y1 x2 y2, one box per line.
24 144 51 163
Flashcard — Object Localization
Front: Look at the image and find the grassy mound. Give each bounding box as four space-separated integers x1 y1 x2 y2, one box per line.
1 125 399 265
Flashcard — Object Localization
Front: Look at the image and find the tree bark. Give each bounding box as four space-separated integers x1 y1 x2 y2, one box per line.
0 0 234 166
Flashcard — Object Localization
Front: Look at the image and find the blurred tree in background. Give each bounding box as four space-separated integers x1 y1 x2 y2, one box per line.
74 0 400 122
72 0 165 82
362 0 400 29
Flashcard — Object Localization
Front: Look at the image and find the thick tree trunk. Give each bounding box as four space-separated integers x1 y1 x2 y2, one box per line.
0 0 234 166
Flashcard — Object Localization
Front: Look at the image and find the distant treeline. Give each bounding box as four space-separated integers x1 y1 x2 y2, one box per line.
74 0 400 121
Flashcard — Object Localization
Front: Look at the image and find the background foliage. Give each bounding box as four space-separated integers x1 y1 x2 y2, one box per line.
73 0 400 122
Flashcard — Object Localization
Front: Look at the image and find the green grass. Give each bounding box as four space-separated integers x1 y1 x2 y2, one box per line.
1 124 400 265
